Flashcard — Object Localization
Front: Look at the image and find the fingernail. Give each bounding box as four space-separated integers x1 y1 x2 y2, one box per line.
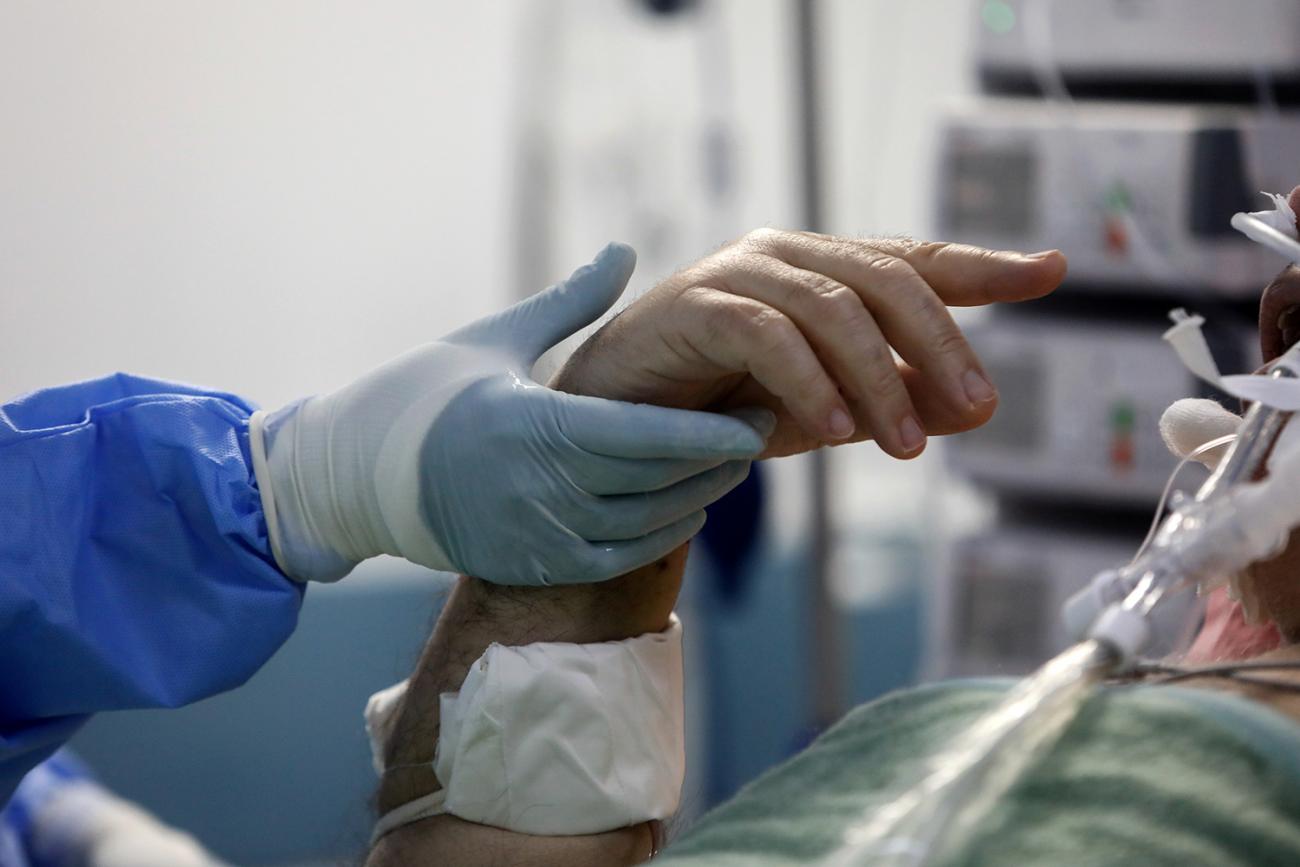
962 369 997 405
828 408 855 440
898 417 925 453
727 406 778 440
1026 249 1059 260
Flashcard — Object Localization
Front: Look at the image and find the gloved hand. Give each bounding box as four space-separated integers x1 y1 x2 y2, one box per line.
249 243 773 586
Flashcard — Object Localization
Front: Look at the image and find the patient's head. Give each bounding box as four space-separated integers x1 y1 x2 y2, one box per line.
1251 240 1300 643
1184 201 1300 654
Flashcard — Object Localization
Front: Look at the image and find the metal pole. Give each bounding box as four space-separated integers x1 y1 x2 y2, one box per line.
793 0 843 729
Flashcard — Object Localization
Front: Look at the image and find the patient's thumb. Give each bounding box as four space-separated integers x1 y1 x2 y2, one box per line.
1159 398 1241 470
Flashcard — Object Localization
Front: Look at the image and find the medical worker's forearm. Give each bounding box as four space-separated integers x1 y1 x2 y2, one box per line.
0 375 303 806
367 550 686 866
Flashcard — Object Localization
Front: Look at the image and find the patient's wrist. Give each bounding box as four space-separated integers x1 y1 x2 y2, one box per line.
374 546 689 815
462 548 686 642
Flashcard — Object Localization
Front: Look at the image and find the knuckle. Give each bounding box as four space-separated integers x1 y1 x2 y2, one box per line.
672 284 717 323
866 253 917 288
741 227 786 252
908 239 949 260
931 326 972 358
702 295 761 342
859 352 908 402
792 269 839 299
861 329 898 363
815 282 864 319
793 365 831 396
901 287 949 327
864 370 908 406
869 234 922 257
749 307 800 353
676 283 718 311
700 251 766 292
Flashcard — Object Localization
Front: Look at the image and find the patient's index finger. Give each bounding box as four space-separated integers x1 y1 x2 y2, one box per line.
795 234 1067 307
895 241 1066 306
559 394 768 459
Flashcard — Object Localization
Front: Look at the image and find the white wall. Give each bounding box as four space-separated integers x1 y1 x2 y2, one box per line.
0 1 515 408
819 1 984 546
824 0 976 239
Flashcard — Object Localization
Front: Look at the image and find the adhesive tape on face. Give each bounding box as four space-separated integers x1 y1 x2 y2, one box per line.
367 615 685 838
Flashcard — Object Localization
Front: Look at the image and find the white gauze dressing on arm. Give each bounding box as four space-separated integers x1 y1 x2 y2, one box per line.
367 615 685 840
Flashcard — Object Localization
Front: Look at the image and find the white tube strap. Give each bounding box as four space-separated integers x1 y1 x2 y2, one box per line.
371 790 448 844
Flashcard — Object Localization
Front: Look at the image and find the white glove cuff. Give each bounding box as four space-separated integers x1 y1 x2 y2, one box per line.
249 403 362 582
248 410 290 576
367 615 685 839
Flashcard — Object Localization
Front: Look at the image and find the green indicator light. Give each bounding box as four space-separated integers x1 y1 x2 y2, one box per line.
1111 401 1136 433
982 1 1016 34
1106 182 1133 214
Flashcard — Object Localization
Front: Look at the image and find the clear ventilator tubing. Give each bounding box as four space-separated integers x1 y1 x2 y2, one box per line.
1088 423 1300 664
820 641 1117 867
1066 330 1300 656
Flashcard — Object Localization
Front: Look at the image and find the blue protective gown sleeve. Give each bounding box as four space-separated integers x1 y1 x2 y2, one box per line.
0 374 305 806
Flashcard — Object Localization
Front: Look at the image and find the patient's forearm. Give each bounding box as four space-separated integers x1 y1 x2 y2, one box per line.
367 546 687 866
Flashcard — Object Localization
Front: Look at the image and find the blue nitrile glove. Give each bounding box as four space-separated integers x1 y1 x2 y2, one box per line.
249 243 774 586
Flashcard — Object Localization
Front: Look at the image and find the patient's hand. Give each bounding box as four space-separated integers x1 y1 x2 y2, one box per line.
553 231 1066 458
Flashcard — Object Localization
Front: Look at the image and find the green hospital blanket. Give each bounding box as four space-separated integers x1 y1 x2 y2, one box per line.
658 680 1300 866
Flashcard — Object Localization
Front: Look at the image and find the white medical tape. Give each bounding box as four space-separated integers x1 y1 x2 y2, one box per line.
1164 310 1300 410
366 615 685 840
1231 191 1300 263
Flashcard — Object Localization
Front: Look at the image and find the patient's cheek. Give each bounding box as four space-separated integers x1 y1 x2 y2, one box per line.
1246 526 1300 642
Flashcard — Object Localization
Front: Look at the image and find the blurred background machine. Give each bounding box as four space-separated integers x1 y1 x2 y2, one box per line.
948 313 1256 505
938 102 1300 295
931 0 1300 677
976 0 1300 101
933 525 1140 677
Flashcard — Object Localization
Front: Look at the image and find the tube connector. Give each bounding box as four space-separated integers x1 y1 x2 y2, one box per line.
1087 603 1149 667
1061 569 1127 641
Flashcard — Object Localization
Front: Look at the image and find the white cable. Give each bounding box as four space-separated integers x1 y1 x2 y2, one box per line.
1130 433 1238 564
